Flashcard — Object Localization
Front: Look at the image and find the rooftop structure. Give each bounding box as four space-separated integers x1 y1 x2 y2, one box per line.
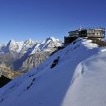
68 28 105 38
64 27 105 45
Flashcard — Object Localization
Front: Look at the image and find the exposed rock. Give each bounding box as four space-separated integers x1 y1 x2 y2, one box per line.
0 63 22 79
19 51 52 72
0 75 11 88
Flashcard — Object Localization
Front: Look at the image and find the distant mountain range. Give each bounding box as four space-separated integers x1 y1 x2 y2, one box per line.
0 37 63 78
0 37 62 54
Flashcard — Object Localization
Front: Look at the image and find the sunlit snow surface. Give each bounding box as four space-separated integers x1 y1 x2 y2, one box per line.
0 38 106 106
62 51 106 106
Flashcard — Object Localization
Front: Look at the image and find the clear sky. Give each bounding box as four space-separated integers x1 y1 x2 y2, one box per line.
0 0 106 43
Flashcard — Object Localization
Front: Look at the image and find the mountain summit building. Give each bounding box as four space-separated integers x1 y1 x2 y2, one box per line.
64 28 105 45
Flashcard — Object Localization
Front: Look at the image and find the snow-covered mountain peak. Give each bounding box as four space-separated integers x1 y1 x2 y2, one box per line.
45 37 59 42
7 39 16 46
24 39 36 45
41 37 58 44
6 39 24 52
45 37 61 43
28 37 62 55
7 39 24 46
39 37 62 51
0 37 62 55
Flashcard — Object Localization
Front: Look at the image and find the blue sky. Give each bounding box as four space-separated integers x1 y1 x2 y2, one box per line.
0 0 106 43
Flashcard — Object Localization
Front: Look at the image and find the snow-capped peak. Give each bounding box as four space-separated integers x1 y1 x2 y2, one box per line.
28 37 62 55
6 39 24 52
39 37 62 51
7 39 16 46
24 39 36 45
0 37 62 55
42 37 60 44
46 37 59 42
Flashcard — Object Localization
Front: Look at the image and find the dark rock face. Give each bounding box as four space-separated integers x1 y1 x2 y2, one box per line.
51 56 60 68
0 75 11 88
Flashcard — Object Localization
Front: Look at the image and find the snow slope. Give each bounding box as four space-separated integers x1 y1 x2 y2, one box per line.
0 38 106 106
62 50 106 106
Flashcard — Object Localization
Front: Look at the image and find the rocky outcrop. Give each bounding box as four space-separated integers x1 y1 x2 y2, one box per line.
0 75 11 88
0 63 22 79
18 51 52 72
